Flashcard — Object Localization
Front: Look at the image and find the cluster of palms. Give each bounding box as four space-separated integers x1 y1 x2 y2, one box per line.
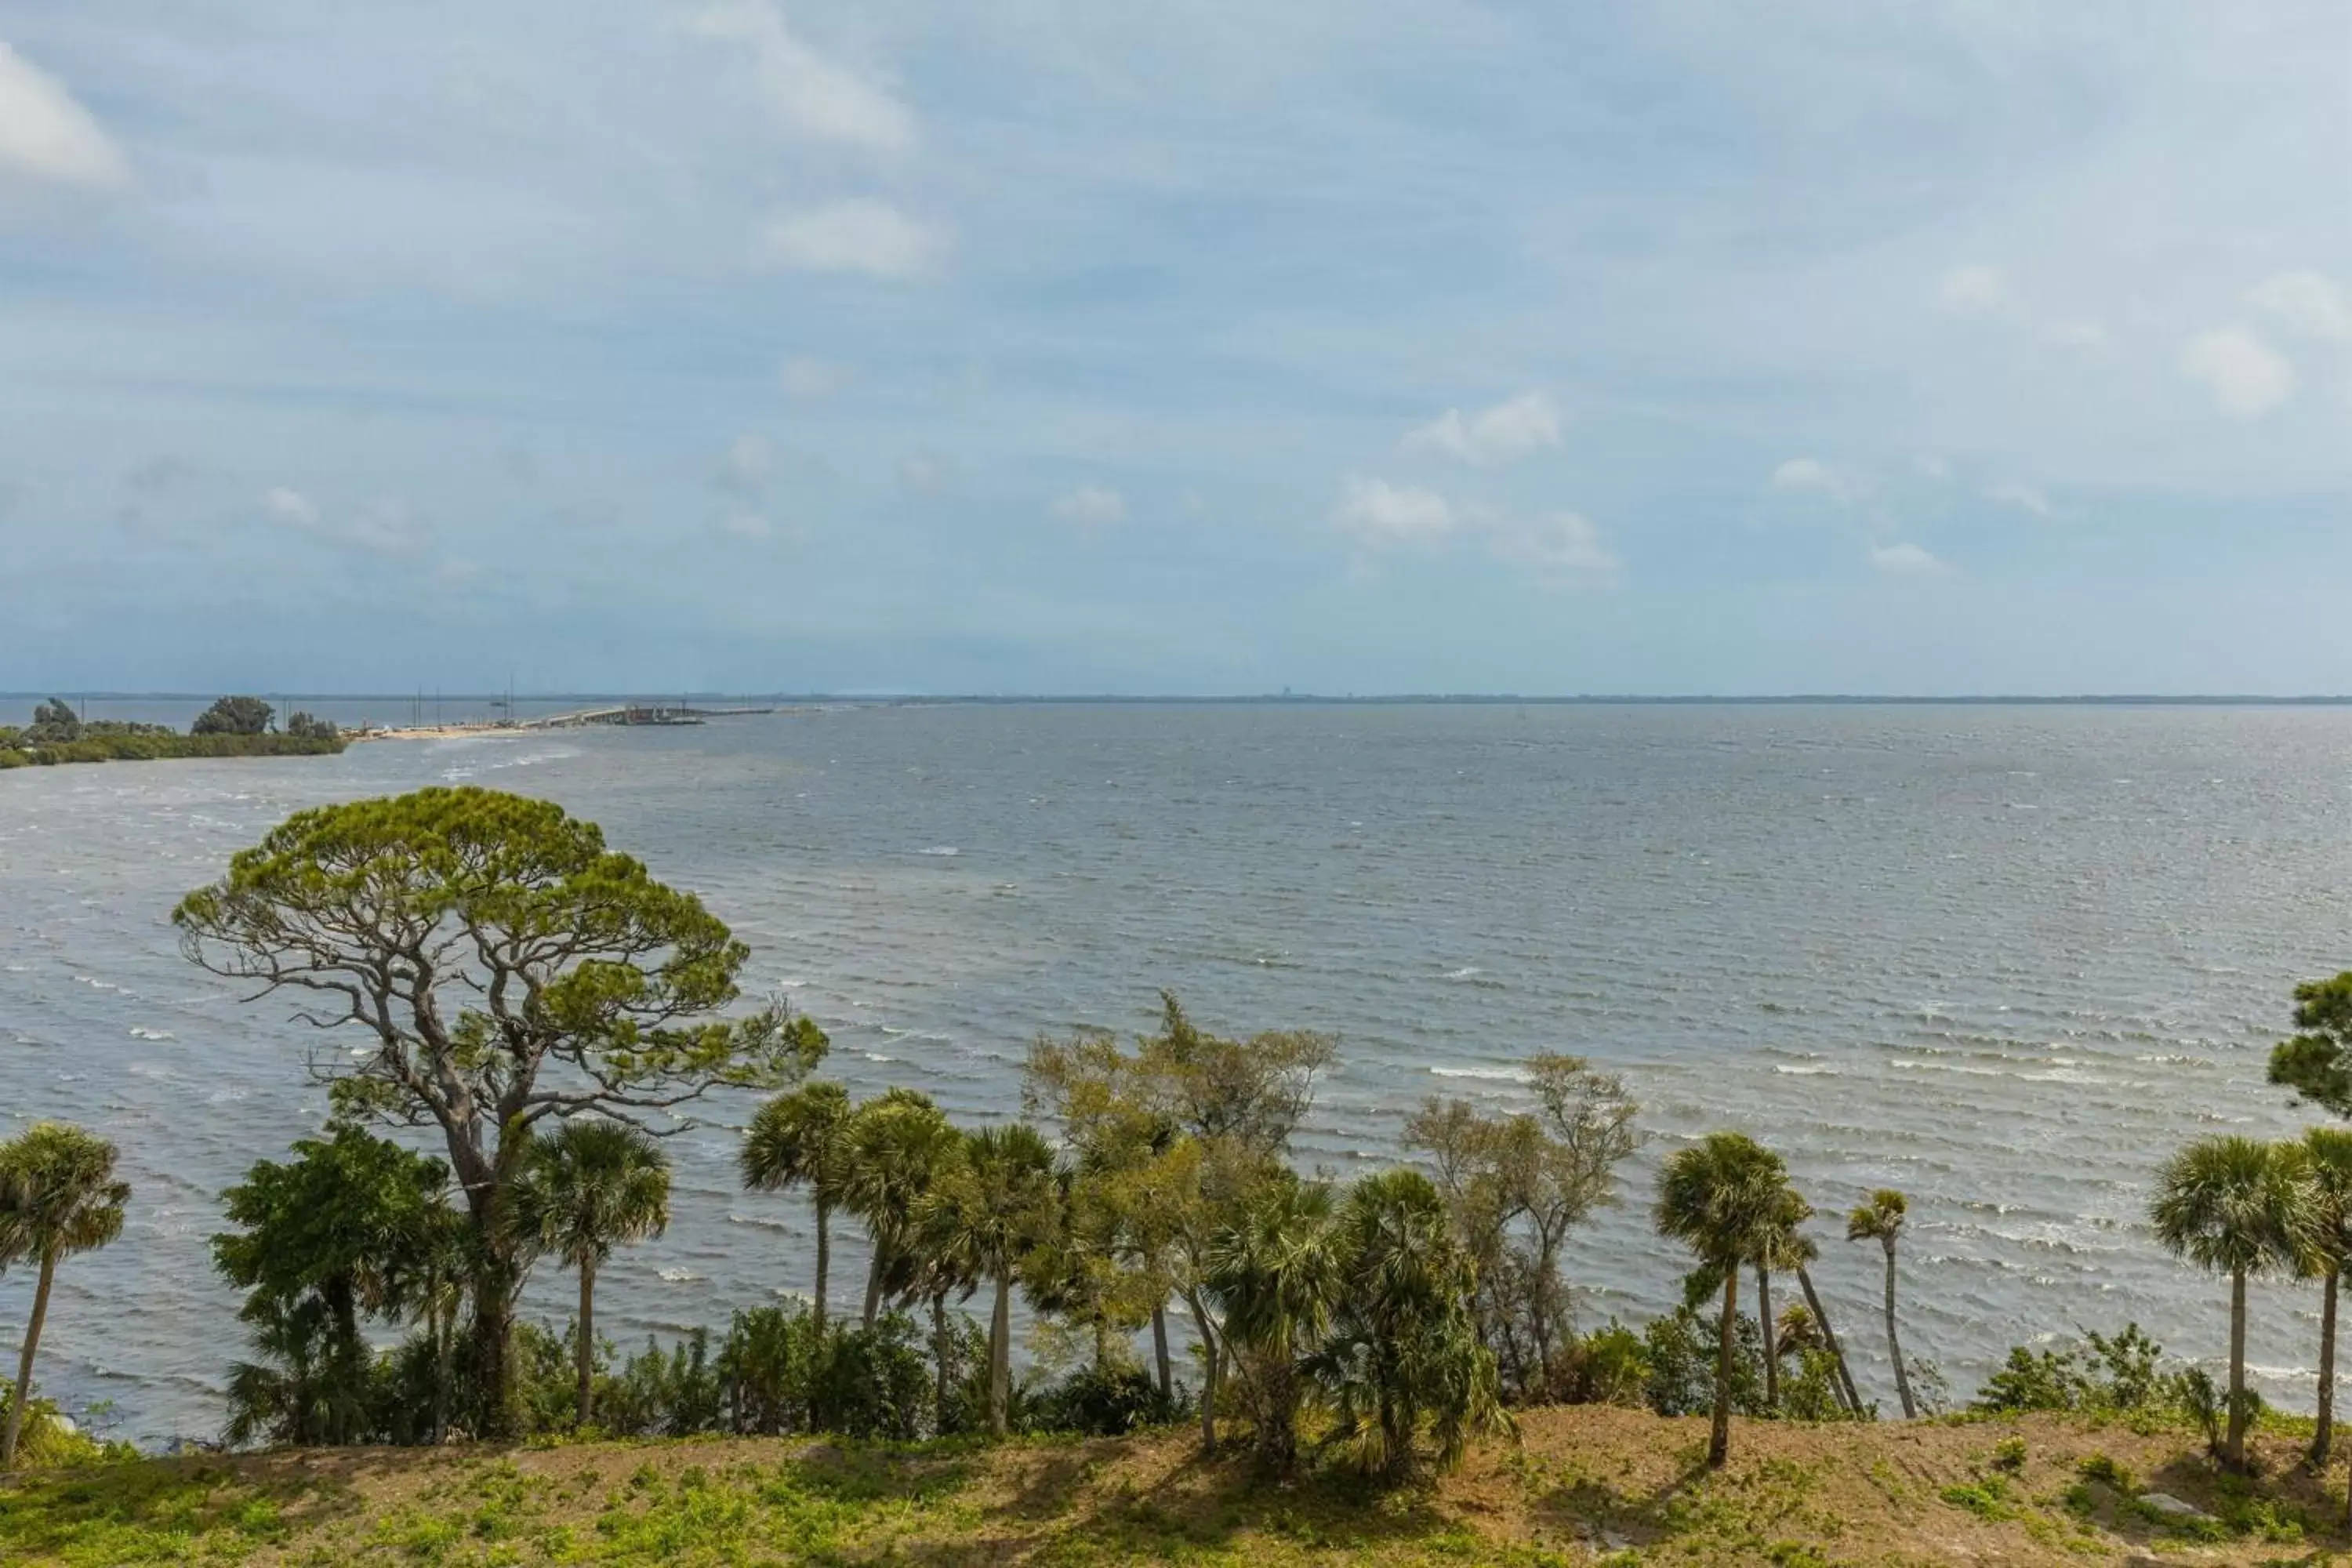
0 1123 130 1469
1651 1131 1919 1468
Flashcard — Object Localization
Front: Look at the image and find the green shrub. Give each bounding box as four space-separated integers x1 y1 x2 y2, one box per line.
1554 1322 1650 1406
2076 1452 2132 1492
1991 1437 2027 1472
1029 1366 1190 1436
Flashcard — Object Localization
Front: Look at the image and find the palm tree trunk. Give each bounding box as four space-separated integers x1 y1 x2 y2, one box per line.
1709 1262 1737 1468
1882 1239 1915 1420
576 1260 598 1428
2314 1268 2338 1469
1151 1304 1172 1400
1187 1288 1218 1453
2227 1265 2250 1469
931 1290 952 1433
988 1272 1012 1437
862 1251 884 1330
432 1293 456 1444
1797 1266 1863 1416
1 1250 57 1469
813 1200 832 1331
1756 1264 1778 1410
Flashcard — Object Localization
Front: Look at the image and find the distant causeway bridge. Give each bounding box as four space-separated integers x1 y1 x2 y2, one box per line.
521 704 778 729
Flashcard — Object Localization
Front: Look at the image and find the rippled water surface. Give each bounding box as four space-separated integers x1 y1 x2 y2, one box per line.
5 702 2350 1442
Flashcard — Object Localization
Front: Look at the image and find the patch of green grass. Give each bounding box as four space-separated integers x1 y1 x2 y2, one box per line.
1937 1475 2017 1522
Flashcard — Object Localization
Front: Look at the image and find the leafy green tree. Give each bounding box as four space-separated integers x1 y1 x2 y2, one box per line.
1024 992 1336 1451
1305 1168 1507 1483
2269 973 2352 1116
1655 1131 1788 1467
2303 1128 2352 1468
916 1123 1060 1436
284 711 339 742
839 1088 960 1329
2150 1135 2314 1470
1846 1189 1918 1420
1405 1056 1639 1402
192 695 275 735
742 1082 855 1328
0 1123 131 1468
25 700 78 743
1204 1174 1338 1472
510 1119 673 1428
212 1124 454 1445
172 786 824 1437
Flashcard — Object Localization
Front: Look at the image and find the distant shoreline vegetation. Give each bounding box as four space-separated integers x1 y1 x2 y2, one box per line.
0 696 344 771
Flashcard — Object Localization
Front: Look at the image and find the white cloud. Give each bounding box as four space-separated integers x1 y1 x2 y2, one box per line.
1984 481 2056 519
1868 542 1944 575
898 452 952 498
1333 477 1459 546
755 200 943 278
2245 271 2350 343
2182 328 2294 419
345 501 422 554
262 486 318 527
0 42 128 191
1936 265 2008 316
718 510 772 539
1402 390 1562 466
779 356 855 398
1490 511 1619 585
717 433 772 498
1768 457 1857 503
688 0 915 154
2045 320 2110 351
1050 483 1126 527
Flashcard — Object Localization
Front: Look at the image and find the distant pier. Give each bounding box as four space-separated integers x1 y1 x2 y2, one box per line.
523 704 778 729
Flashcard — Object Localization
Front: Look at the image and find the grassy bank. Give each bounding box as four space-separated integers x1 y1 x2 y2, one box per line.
0 733 345 769
6 1406 2349 1566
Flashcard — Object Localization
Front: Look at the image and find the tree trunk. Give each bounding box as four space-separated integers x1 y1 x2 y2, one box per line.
432 1290 457 1444
1709 1262 1737 1468
1151 1303 1172 1400
1 1250 56 1470
575 1260 597 1429
1189 1289 1218 1453
463 1242 523 1440
988 1272 1012 1437
1882 1239 1915 1420
931 1290 952 1434
2227 1266 2250 1470
1756 1264 1778 1410
2314 1268 2339 1470
862 1250 884 1331
1797 1266 1863 1416
813 1200 832 1331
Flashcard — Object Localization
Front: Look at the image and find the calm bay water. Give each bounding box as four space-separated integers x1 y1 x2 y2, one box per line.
3 702 2349 1443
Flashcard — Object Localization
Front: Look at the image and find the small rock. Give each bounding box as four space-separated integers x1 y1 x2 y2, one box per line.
2136 1491 2205 1519
1596 1530 1633 1552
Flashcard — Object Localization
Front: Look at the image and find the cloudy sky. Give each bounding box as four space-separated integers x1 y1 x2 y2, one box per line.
1 3 2347 695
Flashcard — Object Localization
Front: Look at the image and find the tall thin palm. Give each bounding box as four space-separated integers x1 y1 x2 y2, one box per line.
0 1123 131 1468
2303 1129 2352 1468
511 1120 672 1428
742 1082 854 1329
1750 1185 1812 1411
1846 1189 1918 1420
915 1123 1059 1436
840 1089 960 1329
2150 1135 2313 1471
1655 1131 1788 1468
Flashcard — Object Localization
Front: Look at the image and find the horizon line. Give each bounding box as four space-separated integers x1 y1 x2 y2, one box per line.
14 691 2352 708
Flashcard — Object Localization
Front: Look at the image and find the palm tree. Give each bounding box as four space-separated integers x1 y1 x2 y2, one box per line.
1788 1230 1864 1416
510 1120 672 1428
1305 1168 1506 1483
0 1123 131 1468
2150 1135 2314 1471
1846 1189 1918 1420
742 1082 854 1329
1205 1175 1339 1472
1655 1131 1788 1467
840 1089 960 1329
2303 1128 2352 1468
916 1123 1060 1436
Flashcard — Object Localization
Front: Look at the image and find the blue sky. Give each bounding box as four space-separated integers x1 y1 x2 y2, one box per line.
0 2 2347 695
